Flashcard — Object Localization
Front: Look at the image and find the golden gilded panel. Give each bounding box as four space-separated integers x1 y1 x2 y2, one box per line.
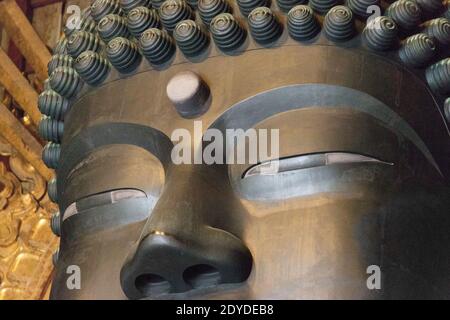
0 142 58 300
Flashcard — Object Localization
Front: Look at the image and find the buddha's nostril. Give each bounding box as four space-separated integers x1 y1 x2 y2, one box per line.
121 230 252 298
135 273 171 296
183 264 221 289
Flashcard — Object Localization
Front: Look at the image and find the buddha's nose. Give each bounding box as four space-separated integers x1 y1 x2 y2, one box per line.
120 165 252 299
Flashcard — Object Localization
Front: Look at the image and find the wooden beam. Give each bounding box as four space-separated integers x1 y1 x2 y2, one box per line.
0 102 53 181
0 48 41 125
31 0 64 9
0 0 51 82
7 0 34 71
32 1 63 50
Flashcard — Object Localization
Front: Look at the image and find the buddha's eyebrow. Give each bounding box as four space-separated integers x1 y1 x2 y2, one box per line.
242 152 394 178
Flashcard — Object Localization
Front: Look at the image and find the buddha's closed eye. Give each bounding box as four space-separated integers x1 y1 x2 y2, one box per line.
243 152 394 178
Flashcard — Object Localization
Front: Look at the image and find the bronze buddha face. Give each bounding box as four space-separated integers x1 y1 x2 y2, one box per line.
39 1 450 299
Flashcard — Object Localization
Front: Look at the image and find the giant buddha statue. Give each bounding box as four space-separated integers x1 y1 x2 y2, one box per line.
37 0 450 299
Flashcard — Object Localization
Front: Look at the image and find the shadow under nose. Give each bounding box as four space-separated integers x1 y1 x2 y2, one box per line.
120 226 253 299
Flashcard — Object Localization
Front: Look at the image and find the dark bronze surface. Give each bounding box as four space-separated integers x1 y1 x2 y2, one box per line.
44 1 450 300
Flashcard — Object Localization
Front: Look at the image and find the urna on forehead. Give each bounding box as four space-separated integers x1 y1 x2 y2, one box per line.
38 0 450 299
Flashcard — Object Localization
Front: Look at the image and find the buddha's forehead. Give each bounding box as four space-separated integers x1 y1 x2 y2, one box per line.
66 44 446 142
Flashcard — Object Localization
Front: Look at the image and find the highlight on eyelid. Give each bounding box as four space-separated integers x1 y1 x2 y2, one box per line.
242 152 394 179
63 189 147 221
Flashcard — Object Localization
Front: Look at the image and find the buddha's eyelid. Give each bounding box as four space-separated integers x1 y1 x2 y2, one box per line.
63 189 147 221
242 152 394 178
